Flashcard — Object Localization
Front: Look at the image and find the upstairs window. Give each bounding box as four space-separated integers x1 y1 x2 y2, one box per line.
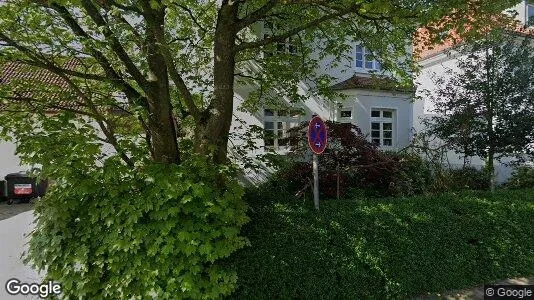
264 22 297 57
370 108 395 147
355 45 382 71
264 109 301 150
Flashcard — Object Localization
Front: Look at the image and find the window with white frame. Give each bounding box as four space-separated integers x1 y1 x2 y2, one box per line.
355 45 382 71
264 109 301 149
263 22 297 56
339 107 353 123
370 108 395 147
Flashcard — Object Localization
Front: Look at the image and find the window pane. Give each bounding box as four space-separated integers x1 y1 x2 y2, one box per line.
264 109 274 116
341 110 352 118
264 129 274 146
277 122 283 130
383 139 392 146
365 60 373 69
371 122 380 130
529 5 534 22
383 123 392 130
383 111 393 118
356 45 363 53
265 121 274 130
355 60 363 68
277 130 284 138
371 130 380 138
383 131 392 139
371 110 380 118
372 139 380 145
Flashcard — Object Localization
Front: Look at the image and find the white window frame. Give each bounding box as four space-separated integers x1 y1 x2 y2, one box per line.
355 45 382 71
370 108 396 148
263 108 302 150
339 107 354 123
263 22 297 57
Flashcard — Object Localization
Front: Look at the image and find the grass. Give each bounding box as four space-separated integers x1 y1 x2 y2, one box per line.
226 189 534 298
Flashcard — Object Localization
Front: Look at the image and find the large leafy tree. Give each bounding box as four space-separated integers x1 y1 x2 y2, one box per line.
0 0 521 297
425 29 534 191
0 0 518 165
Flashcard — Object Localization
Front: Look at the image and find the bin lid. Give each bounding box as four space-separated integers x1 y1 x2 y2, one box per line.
5 171 30 179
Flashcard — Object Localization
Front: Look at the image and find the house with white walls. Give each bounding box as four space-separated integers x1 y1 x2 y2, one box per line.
228 22 416 182
413 0 534 183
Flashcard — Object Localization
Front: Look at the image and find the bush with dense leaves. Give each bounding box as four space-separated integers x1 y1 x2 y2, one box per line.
445 166 490 191
280 121 433 197
227 189 534 298
1 112 249 299
505 166 534 189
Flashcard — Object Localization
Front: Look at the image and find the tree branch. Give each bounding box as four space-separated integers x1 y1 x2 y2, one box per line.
236 0 279 30
78 0 150 93
234 3 362 52
48 3 148 110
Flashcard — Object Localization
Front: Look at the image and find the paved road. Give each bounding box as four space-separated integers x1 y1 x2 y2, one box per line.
0 206 42 299
0 202 33 221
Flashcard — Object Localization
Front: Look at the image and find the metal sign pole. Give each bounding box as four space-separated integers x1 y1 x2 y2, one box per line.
308 115 326 211
313 153 319 210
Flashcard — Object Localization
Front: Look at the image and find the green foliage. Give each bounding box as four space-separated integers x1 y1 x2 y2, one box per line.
380 151 434 196
505 166 534 189
0 111 249 299
423 29 534 189
445 166 490 191
227 189 534 298
26 157 248 299
280 122 433 198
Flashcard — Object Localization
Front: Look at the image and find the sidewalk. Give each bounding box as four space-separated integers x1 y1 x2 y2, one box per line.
0 209 42 299
415 277 534 299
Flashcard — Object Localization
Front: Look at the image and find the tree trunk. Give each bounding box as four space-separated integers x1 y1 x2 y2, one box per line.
144 4 180 164
486 147 495 192
484 45 495 192
198 2 238 164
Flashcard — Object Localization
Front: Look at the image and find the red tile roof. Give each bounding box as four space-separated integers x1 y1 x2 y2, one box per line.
331 75 414 93
0 59 88 112
414 14 534 61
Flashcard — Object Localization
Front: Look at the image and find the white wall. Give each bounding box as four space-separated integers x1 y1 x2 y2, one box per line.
337 90 414 149
0 141 28 179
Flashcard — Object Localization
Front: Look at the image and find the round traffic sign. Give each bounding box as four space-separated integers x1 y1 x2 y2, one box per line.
308 116 328 155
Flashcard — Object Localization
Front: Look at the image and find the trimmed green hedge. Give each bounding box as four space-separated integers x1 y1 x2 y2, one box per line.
227 189 534 298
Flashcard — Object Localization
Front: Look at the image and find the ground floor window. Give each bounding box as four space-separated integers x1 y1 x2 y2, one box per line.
370 108 395 147
264 108 301 149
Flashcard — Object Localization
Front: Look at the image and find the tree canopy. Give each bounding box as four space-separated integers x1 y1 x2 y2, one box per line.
0 0 520 166
424 29 534 190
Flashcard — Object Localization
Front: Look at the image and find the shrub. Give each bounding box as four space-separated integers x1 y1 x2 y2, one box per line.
505 166 534 189
380 151 433 196
445 166 489 191
227 189 534 298
278 121 433 198
0 111 250 298
25 156 249 299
